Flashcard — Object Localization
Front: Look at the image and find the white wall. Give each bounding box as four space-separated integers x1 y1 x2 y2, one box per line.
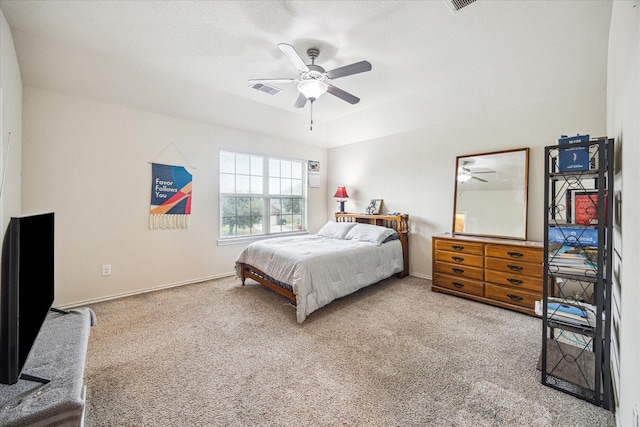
607 1 640 425
327 89 606 278
21 87 327 307
0 9 22 229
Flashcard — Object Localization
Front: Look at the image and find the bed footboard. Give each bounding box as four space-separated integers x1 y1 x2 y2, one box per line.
238 263 296 304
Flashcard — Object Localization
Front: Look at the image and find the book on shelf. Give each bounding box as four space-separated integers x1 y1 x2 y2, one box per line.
535 297 597 328
548 244 598 257
588 137 610 170
548 302 585 317
557 134 590 172
548 264 597 277
548 226 598 247
548 245 597 277
549 245 596 264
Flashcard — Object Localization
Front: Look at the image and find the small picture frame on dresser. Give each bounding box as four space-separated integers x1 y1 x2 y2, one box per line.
454 212 466 232
366 199 383 215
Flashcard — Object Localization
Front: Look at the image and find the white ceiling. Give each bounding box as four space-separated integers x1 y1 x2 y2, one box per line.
0 0 613 148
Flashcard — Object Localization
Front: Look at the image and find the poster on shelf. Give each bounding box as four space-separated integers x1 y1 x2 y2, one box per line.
557 134 590 172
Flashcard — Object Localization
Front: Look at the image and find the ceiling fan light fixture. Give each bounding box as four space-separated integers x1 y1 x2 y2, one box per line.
297 80 327 101
458 171 472 182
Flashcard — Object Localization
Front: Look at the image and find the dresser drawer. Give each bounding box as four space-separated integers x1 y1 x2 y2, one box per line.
433 273 484 297
435 250 483 268
485 283 540 310
485 257 542 278
434 239 483 256
485 244 542 263
485 269 542 293
435 261 484 281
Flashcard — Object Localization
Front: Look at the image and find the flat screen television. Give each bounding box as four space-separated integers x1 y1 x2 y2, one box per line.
0 212 54 385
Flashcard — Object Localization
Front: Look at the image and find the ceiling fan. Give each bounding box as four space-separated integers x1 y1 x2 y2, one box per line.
458 160 495 183
249 43 372 129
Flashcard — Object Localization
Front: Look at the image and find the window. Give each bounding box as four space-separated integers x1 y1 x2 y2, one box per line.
220 151 306 240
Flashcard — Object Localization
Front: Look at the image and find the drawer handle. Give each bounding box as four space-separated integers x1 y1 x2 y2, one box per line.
507 278 523 285
451 245 464 251
507 251 524 258
452 256 465 262
507 294 523 302
507 264 523 271
452 282 465 289
452 268 464 274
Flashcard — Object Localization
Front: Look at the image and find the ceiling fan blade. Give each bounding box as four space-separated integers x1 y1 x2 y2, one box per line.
326 84 360 104
248 78 296 84
469 168 496 174
293 93 307 108
472 176 488 183
277 43 309 72
326 61 372 79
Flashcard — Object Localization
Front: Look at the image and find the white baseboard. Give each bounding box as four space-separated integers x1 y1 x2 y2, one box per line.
409 272 432 280
57 272 236 309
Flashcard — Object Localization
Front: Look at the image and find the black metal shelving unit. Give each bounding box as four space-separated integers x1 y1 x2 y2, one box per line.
540 138 613 409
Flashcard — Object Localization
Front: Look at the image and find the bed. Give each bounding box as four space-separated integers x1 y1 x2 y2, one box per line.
236 213 409 322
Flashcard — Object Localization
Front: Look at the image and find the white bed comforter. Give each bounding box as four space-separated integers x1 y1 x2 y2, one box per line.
235 235 403 323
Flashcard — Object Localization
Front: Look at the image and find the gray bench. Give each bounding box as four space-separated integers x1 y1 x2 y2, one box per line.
0 308 95 427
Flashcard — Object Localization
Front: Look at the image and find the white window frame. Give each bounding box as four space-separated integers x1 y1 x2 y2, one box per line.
218 150 307 245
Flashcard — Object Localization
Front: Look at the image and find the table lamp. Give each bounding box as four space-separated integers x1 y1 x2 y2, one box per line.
333 186 349 213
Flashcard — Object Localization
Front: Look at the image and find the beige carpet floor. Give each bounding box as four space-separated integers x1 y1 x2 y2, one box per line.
83 275 616 426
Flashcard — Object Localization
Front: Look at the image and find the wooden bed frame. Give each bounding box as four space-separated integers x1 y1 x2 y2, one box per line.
238 213 410 304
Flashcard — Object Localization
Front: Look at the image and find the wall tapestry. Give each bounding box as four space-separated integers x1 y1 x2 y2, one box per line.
150 163 192 229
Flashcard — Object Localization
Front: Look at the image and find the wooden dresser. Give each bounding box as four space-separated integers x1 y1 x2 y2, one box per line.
432 234 544 316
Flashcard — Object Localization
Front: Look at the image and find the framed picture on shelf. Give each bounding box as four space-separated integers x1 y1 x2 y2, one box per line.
566 189 599 225
366 199 383 215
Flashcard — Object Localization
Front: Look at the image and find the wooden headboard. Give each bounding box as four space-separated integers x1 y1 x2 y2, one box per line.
335 213 409 278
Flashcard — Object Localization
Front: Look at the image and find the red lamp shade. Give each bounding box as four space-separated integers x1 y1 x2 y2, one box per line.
333 186 349 199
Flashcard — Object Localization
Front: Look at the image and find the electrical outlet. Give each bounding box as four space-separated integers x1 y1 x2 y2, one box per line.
101 264 112 276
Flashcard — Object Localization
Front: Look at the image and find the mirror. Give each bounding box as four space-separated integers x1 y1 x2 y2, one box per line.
453 148 529 240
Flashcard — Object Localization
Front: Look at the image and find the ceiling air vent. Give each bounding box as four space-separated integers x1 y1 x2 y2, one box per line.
249 83 282 96
444 0 477 13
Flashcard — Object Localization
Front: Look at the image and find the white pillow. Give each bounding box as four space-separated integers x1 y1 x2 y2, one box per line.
345 223 397 246
316 221 357 239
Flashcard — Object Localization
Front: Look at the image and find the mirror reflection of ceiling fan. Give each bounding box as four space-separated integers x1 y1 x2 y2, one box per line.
458 160 496 183
248 43 372 130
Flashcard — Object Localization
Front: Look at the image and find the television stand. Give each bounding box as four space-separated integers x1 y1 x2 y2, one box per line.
19 372 50 385
0 307 95 426
50 306 71 315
